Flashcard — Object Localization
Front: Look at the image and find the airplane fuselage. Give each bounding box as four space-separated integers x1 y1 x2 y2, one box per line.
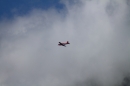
58 41 70 47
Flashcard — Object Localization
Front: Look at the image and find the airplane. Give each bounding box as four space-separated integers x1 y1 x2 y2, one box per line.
58 41 70 47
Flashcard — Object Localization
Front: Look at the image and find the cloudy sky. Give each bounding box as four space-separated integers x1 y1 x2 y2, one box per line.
0 0 130 86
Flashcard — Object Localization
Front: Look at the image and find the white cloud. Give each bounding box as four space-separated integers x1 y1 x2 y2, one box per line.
0 0 130 86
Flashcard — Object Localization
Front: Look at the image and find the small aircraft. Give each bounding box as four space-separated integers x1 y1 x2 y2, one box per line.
58 41 70 47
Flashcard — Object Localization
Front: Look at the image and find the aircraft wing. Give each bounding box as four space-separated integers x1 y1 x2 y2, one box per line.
58 43 66 47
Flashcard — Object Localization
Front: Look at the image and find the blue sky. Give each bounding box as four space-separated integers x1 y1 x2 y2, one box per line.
0 0 64 19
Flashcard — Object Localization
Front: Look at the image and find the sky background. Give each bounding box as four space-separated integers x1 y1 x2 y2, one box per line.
0 0 130 86
0 0 65 19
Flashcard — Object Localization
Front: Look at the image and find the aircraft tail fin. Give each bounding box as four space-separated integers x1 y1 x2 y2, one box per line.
67 41 70 44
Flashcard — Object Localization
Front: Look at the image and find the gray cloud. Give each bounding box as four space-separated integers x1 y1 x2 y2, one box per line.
0 0 130 86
